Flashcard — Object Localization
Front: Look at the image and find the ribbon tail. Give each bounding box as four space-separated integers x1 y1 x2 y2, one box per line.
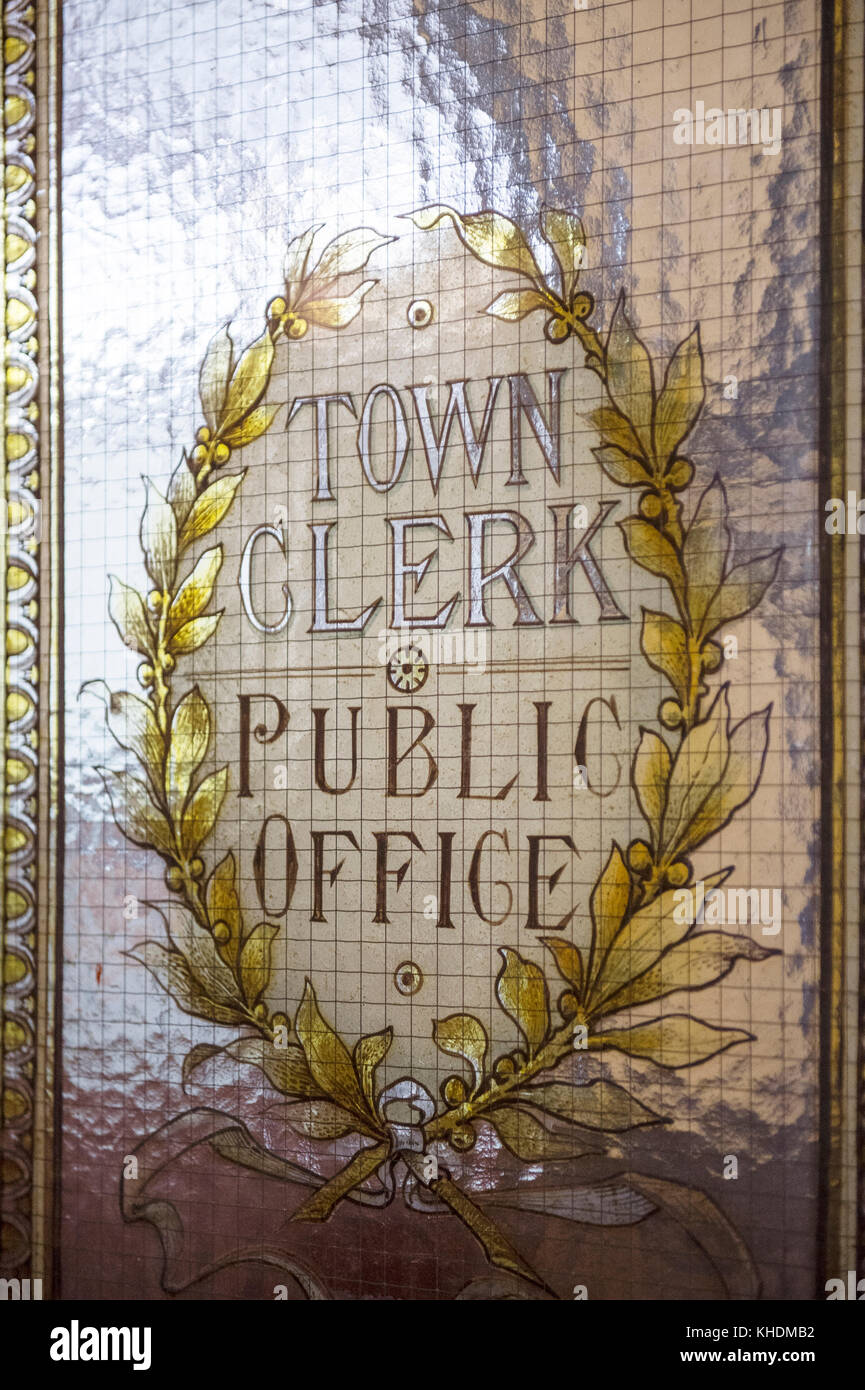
430 1173 548 1291
291 1142 391 1223
209 1124 322 1186
121 1106 331 1297
479 1177 655 1226
625 1170 761 1299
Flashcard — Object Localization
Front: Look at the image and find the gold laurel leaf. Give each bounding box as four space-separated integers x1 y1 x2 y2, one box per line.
219 330 273 434
514 1079 664 1131
239 922 278 1006
198 325 234 433
605 294 655 438
227 1036 321 1098
166 686 211 818
140 479 178 592
126 941 247 1026
295 979 367 1116
674 707 771 858
587 845 631 990
683 477 731 627
301 280 377 329
540 207 586 299
180 765 228 856
589 405 647 463
353 1028 393 1113
592 443 653 488
169 612 223 654
699 551 782 641
178 472 245 548
108 575 153 657
660 687 732 854
407 204 543 282
167 455 197 527
632 727 671 842
223 404 279 449
484 288 547 321
487 1104 595 1161
603 932 778 1014
103 689 163 785
433 1013 489 1094
283 224 324 303
206 852 243 964
99 767 173 855
161 900 242 1007
169 545 223 632
540 937 584 995
591 1014 754 1069
307 227 394 286
619 516 687 610
639 607 690 706
495 948 550 1057
286 1099 360 1140
591 869 732 1010
654 326 705 464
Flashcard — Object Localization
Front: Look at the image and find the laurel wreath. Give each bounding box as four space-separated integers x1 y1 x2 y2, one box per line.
93 208 782 1290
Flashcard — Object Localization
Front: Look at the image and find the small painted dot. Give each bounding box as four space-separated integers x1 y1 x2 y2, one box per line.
394 960 423 995
407 299 434 329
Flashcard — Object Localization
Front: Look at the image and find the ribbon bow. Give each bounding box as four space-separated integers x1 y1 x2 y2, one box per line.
121 1105 758 1298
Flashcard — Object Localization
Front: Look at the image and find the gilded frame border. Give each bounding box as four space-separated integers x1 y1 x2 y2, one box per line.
817 0 863 1290
0 0 61 1289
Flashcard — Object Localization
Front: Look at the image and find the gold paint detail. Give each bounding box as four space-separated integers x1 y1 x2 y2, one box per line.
4 165 29 194
5 757 31 786
1 0 41 1281
6 563 30 590
3 951 28 985
4 825 27 853
5 298 33 332
4 38 27 65
0 1154 27 1185
5 690 31 723
2 1018 28 1052
5 364 30 391
5 430 29 459
2 1088 28 1122
5 889 30 920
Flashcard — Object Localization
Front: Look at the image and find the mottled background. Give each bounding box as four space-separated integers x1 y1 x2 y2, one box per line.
60 0 822 1298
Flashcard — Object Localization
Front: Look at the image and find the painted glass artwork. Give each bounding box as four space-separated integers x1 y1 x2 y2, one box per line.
1 0 862 1312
